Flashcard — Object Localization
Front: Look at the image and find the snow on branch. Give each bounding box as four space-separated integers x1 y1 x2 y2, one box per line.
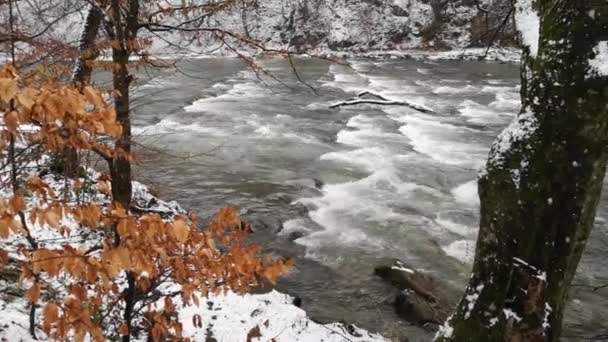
329 91 435 114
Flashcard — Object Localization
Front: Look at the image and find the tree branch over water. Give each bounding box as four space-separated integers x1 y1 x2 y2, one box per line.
330 91 435 114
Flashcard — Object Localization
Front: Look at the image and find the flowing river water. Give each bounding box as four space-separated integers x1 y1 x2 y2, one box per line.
130 57 608 341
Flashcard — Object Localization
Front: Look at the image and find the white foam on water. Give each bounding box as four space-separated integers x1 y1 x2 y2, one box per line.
487 79 511 85
489 91 521 111
443 239 476 264
211 81 232 90
459 100 504 124
305 102 332 110
481 85 519 93
432 85 479 94
137 77 178 90
321 63 369 93
451 180 480 207
320 147 395 173
367 75 419 95
184 81 267 112
336 115 404 148
244 114 319 144
279 218 314 236
133 118 228 137
297 171 436 250
416 68 432 75
394 114 487 167
436 217 476 237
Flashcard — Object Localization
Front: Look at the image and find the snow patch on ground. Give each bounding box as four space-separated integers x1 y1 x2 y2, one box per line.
0 165 386 342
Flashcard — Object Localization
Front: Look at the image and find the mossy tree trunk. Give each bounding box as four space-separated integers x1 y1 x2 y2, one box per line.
436 1 608 341
107 0 139 211
58 5 104 179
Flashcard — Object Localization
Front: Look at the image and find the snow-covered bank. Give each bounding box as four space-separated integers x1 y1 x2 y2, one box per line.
0 164 386 342
145 46 522 65
0 287 386 341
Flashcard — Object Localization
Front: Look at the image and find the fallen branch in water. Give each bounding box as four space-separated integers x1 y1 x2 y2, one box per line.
330 91 435 114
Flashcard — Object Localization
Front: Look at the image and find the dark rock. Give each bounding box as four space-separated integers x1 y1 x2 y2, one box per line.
246 215 284 234
395 290 446 325
288 231 306 242
375 259 451 328
313 178 324 189
292 296 302 307
346 324 363 337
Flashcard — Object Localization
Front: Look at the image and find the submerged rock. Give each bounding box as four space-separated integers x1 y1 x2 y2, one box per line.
375 260 451 326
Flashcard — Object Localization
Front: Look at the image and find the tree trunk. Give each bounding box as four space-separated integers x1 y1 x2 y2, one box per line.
72 5 103 88
107 2 139 341
57 5 103 178
436 1 608 341
108 0 139 211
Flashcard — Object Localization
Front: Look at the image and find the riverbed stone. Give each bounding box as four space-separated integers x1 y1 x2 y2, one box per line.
375 260 451 326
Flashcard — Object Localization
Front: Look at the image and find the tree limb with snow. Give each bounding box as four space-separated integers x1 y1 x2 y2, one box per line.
330 91 436 114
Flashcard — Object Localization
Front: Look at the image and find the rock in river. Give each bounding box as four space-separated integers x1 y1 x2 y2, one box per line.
375 260 451 326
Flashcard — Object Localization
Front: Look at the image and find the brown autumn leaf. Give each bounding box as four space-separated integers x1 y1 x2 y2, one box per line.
42 302 59 333
98 180 111 195
119 323 129 336
0 250 8 266
83 86 103 108
172 217 190 243
4 111 19 132
45 210 61 229
9 194 26 212
26 282 41 303
164 297 174 314
16 88 38 110
0 217 11 238
0 78 17 102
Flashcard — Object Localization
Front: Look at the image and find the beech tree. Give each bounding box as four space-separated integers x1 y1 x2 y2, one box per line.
436 1 608 341
0 1 292 341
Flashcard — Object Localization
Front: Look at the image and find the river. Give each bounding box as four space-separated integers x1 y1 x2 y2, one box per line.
131 57 608 341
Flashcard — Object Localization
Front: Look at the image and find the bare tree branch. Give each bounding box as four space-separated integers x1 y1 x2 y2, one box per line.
330 91 435 114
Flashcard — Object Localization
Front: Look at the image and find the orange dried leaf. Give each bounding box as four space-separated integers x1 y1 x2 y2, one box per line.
119 323 129 336
26 282 41 303
4 111 19 132
0 78 17 102
172 218 190 243
9 194 25 212
42 302 59 324
17 88 37 110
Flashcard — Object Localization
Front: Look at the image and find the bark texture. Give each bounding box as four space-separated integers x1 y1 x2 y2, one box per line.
58 5 104 179
72 5 103 88
436 1 608 341
107 0 139 211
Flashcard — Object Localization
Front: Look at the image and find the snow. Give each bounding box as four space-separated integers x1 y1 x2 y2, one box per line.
464 284 485 319
180 290 387 341
0 286 386 342
542 303 552 333
515 0 541 57
588 41 608 77
434 315 454 339
4 0 521 63
391 261 415 274
0 164 386 342
503 308 523 323
489 111 538 168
